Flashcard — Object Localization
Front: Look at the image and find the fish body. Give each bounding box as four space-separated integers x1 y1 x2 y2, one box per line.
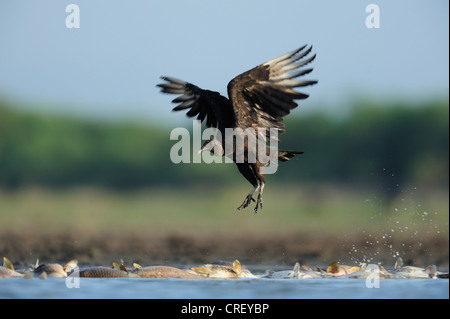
75 267 129 278
33 264 67 278
267 268 299 279
133 265 204 279
266 263 335 279
393 266 436 279
0 258 23 278
0 267 23 278
338 264 397 279
393 258 448 279
299 270 333 279
326 262 361 277
265 262 300 279
190 260 258 279
392 259 432 278
32 259 78 278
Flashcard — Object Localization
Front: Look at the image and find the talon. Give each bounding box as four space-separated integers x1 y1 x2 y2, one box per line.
237 194 254 210
254 195 263 214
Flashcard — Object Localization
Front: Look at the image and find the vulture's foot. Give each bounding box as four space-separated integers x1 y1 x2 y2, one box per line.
254 194 263 214
237 194 255 210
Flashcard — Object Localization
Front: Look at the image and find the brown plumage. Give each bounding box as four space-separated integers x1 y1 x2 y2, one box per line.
158 46 317 213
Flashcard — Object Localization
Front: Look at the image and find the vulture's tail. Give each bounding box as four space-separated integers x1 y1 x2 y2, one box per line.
278 150 303 162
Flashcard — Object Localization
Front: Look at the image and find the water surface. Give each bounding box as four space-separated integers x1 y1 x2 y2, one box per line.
1 277 448 299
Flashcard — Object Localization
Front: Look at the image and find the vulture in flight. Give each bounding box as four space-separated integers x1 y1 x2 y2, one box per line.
158 45 317 213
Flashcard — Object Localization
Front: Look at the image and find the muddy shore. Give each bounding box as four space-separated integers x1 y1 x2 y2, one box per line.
1 230 448 270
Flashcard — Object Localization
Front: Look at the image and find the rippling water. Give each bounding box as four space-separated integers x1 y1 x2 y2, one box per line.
1 277 448 299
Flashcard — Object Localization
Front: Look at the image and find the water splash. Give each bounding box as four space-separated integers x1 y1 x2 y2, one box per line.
345 179 447 266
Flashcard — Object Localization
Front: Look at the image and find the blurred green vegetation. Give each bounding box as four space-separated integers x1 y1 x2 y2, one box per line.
0 99 448 199
1 100 448 265
1 185 448 236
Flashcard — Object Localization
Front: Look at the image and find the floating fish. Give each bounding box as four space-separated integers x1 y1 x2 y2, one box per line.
0 257 23 279
326 261 361 277
190 260 258 279
392 258 437 279
265 263 301 279
74 266 130 278
27 259 78 279
338 263 397 279
64 261 134 278
425 265 449 279
132 263 203 279
266 262 331 279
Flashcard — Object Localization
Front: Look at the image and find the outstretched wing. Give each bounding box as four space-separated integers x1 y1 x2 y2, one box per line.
227 45 317 135
157 77 235 129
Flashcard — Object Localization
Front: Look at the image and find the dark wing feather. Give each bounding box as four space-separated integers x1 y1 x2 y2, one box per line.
227 45 317 135
157 76 234 129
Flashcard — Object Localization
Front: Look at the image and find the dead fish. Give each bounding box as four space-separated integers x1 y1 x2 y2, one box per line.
392 261 429 279
190 260 258 279
74 266 130 278
338 263 397 279
393 267 430 278
265 263 301 279
424 265 449 279
300 269 334 279
0 257 23 279
392 258 443 279
425 266 449 279
30 259 78 279
265 263 329 279
132 263 203 279
72 261 138 278
326 261 361 277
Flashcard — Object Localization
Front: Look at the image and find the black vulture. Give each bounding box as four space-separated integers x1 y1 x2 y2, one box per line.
157 45 317 213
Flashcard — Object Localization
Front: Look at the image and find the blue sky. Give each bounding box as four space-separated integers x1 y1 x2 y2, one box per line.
0 1 448 123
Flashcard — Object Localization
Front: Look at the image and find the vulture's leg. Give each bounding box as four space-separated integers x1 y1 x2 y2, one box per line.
253 164 266 214
254 182 265 213
236 164 258 210
237 184 259 210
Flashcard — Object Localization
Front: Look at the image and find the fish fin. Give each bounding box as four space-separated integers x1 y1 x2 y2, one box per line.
302 265 313 271
394 257 403 269
3 257 14 271
133 263 142 269
119 265 129 273
378 265 389 274
23 270 34 280
265 270 274 277
63 259 78 273
233 260 241 274
39 272 48 280
326 261 340 274
191 267 210 276
112 262 121 269
293 262 300 273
